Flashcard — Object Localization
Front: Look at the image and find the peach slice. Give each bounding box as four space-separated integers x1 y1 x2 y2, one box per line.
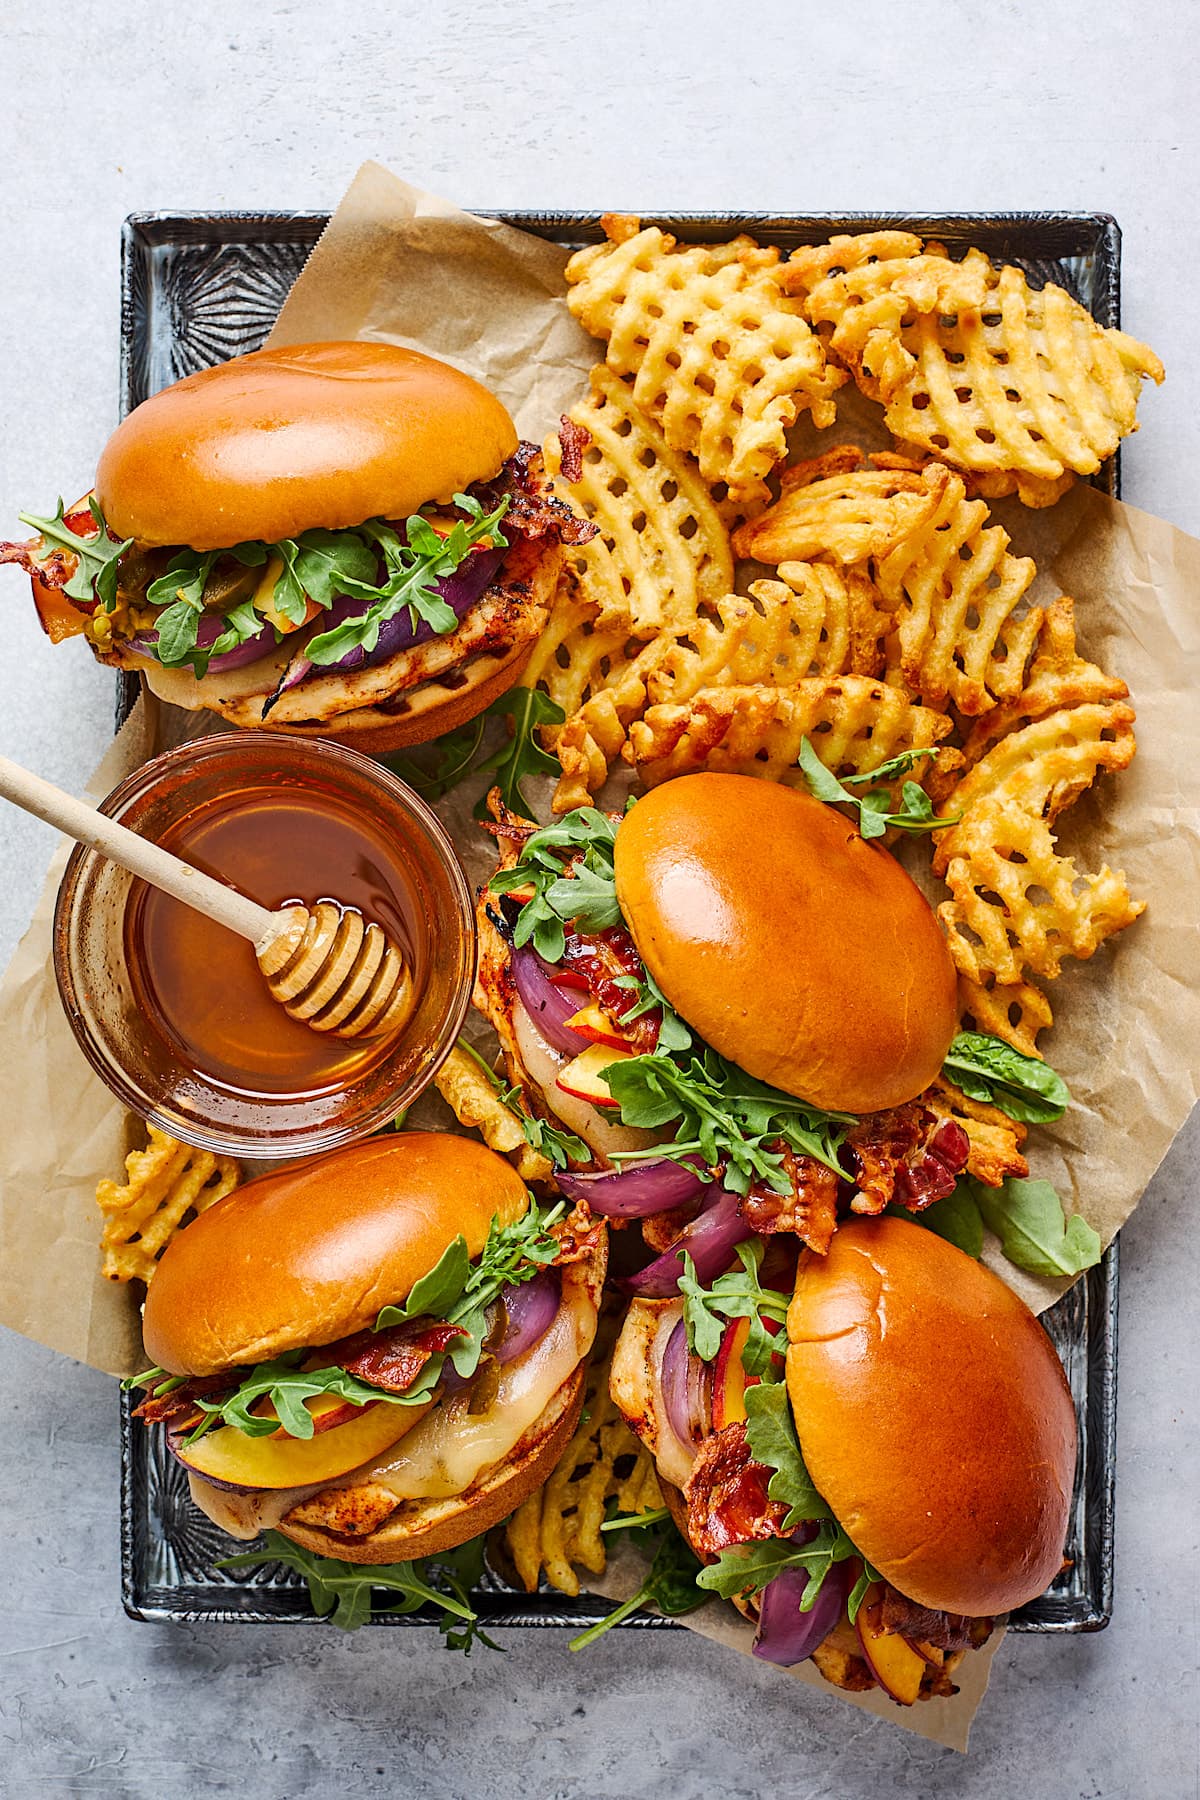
556 1044 634 1108
170 1397 432 1492
564 1000 632 1052
854 1584 927 1705
712 1317 751 1429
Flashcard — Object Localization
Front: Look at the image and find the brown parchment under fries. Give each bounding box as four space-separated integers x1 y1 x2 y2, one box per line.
0 164 1195 1748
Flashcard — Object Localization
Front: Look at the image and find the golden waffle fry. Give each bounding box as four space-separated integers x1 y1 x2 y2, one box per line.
873 465 1043 715
626 676 953 792
95 1125 240 1285
957 597 1130 770
541 365 736 636
925 1075 1029 1187
432 1044 552 1185
647 567 891 708
565 218 845 510
938 805 1143 988
506 1333 662 1596
732 447 951 566
787 234 1163 506
957 973 1055 1060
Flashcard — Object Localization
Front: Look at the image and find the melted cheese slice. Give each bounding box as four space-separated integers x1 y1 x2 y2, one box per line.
512 998 659 1160
190 1263 598 1541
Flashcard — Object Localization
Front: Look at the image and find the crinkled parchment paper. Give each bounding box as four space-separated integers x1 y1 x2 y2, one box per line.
0 162 1195 1749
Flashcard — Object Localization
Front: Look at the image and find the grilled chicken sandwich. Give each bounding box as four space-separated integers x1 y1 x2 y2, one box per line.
611 1216 1077 1703
127 1132 605 1562
473 772 972 1272
1 341 592 750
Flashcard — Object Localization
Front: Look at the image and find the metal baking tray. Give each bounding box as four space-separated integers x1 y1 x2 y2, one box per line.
117 209 1121 1632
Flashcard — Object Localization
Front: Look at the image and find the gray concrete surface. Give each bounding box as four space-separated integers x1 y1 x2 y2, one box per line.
0 3 1197 1795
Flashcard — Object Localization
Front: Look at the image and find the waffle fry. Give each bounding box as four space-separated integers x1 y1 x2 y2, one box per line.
433 1044 552 1185
732 447 951 566
540 366 735 636
565 217 845 510
95 1126 240 1285
626 676 954 791
957 597 1130 769
786 234 1163 506
873 465 1043 715
925 1075 1029 1187
957 973 1056 1060
506 1332 662 1596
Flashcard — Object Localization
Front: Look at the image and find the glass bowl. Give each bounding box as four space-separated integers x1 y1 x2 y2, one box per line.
52 733 475 1159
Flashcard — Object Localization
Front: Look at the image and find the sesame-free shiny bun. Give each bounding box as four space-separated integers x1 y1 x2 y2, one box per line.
95 342 518 550
613 773 959 1113
141 1132 529 1377
786 1217 1077 1616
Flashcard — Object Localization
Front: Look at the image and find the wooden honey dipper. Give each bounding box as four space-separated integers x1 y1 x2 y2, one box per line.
0 754 415 1040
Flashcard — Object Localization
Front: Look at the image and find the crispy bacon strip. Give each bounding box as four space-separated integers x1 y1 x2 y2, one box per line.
848 1106 970 1215
556 415 591 485
474 442 597 546
326 1319 466 1395
740 1145 841 1254
132 1372 234 1427
557 922 662 1053
684 1421 789 1557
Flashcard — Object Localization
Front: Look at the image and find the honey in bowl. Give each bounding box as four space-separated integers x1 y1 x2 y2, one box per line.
54 733 475 1159
125 781 424 1097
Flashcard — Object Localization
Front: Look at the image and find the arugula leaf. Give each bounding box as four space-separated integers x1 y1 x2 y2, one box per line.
942 1032 1070 1124
380 716 490 802
216 1529 500 1649
600 1506 671 1533
679 1241 789 1371
187 1353 440 1443
19 497 133 610
796 737 960 839
568 1524 705 1650
375 1191 565 1379
302 495 509 665
742 1381 825 1531
145 549 219 614
489 806 621 963
603 1047 852 1195
967 1175 1102 1277
610 966 693 1052
471 687 567 818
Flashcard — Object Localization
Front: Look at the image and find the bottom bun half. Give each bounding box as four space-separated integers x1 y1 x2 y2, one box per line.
276 1366 585 1565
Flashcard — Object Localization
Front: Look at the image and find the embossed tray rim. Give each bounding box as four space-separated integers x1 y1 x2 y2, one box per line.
117 207 1120 1635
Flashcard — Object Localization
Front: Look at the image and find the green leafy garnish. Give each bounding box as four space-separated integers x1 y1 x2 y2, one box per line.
600 1507 671 1533
901 1174 1101 1276
471 687 567 818
489 806 621 963
602 1047 852 1196
942 1032 1070 1124
453 1038 589 1172
796 738 960 839
696 1385 880 1614
679 1240 789 1373
216 1529 500 1649
609 965 693 1052
967 1175 1102 1277
375 1192 565 1378
568 1523 706 1650
302 493 509 665
19 497 133 611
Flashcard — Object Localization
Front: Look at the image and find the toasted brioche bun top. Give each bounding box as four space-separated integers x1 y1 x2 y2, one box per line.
95 342 518 550
142 1132 529 1376
786 1217 1077 1616
612 773 958 1113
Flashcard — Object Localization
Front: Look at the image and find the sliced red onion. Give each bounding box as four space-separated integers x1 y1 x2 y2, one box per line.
659 1318 712 1449
555 1158 706 1218
624 1184 753 1298
132 611 279 673
513 946 589 1056
492 1271 561 1364
268 544 503 703
753 1549 849 1668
